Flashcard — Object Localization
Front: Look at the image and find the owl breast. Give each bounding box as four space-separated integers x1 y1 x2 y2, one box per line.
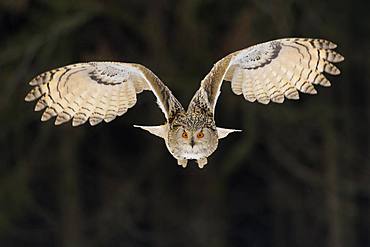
166 141 216 160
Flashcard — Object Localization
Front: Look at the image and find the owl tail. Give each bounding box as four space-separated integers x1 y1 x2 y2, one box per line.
133 124 167 139
217 127 242 139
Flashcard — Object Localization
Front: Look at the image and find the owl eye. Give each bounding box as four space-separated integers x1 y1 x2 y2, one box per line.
197 131 204 139
182 130 188 139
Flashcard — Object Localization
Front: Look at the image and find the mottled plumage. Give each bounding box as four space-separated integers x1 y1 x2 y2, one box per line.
25 38 344 168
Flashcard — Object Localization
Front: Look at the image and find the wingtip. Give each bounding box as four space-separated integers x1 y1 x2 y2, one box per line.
24 93 35 102
336 54 345 62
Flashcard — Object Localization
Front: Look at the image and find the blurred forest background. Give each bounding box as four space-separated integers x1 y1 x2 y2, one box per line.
0 0 369 246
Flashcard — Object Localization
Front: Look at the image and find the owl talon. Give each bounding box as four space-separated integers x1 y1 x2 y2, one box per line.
197 158 207 169
177 159 188 168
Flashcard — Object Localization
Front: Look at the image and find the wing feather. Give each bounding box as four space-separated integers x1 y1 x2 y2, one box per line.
72 89 94 126
26 62 184 126
117 83 129 116
104 85 120 123
89 86 108 126
198 38 343 113
230 67 243 95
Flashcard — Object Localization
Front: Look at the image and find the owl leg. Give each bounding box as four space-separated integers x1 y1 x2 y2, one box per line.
197 158 207 169
177 159 188 168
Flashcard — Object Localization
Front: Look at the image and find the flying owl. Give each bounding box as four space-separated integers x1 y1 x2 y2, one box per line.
25 38 344 168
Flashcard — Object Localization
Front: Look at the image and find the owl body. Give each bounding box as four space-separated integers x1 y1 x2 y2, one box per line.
165 108 219 167
25 38 344 168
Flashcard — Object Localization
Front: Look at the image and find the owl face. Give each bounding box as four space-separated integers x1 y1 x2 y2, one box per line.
166 125 219 160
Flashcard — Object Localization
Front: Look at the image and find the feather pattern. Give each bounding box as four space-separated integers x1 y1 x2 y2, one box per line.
25 62 184 126
198 38 344 112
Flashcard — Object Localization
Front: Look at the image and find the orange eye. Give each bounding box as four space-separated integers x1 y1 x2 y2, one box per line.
182 131 188 139
197 131 204 139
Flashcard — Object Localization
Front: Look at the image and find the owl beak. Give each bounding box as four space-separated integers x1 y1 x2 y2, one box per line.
190 137 195 148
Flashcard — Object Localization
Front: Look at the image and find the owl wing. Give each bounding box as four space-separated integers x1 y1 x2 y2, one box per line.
25 62 183 126
199 38 344 112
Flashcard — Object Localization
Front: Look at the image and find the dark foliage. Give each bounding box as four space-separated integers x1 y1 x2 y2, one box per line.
0 0 369 246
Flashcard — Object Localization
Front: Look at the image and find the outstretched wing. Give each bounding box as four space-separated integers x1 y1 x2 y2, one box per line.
25 62 183 126
199 38 344 112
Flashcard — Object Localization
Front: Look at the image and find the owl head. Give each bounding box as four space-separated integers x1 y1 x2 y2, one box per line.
165 113 240 162
167 122 219 161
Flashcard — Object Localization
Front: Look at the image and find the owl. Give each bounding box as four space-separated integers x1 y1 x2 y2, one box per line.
25 38 344 168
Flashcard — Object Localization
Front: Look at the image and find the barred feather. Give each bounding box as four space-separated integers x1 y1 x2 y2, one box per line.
200 38 344 112
25 62 184 126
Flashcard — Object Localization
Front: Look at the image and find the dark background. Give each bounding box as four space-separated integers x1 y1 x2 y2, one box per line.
0 0 369 246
